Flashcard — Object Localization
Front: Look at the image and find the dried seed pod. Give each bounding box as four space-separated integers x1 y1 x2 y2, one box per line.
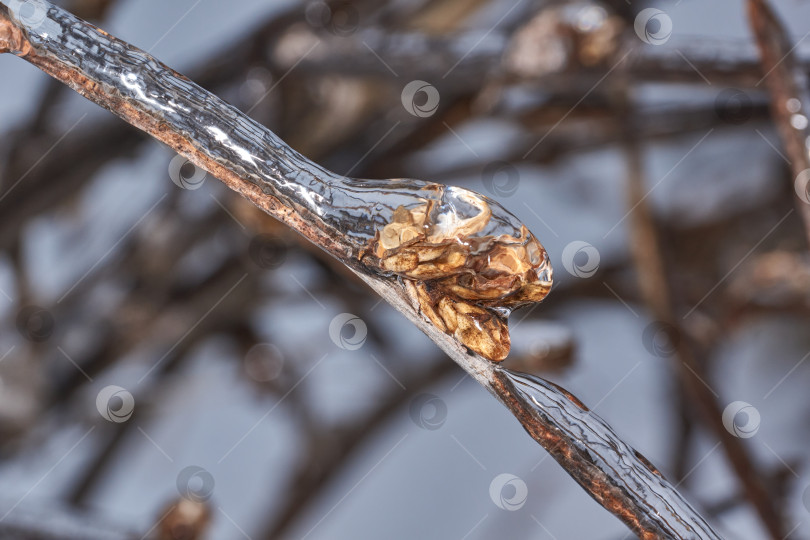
0 0 552 363
438 296 510 362
381 250 419 273
364 188 551 362
406 281 446 333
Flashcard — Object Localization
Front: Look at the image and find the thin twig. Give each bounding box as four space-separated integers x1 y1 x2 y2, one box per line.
748 0 810 245
617 81 785 538
0 499 136 539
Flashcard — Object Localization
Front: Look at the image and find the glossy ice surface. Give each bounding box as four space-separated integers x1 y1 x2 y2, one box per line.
0 0 552 361
358 184 552 361
501 369 722 539
0 1 723 537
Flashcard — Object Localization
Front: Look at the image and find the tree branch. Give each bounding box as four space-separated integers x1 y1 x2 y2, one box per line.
748 0 810 245
0 2 720 537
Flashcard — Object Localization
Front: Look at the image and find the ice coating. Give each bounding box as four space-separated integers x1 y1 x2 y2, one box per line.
498 370 722 539
0 0 551 361
0 2 725 537
356 182 552 361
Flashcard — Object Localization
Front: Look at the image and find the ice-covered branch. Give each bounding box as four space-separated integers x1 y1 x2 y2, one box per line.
0 2 720 537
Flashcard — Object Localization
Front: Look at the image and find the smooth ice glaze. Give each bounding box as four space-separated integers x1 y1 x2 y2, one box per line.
0 2 722 537
499 370 722 539
0 0 551 362
360 184 552 361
